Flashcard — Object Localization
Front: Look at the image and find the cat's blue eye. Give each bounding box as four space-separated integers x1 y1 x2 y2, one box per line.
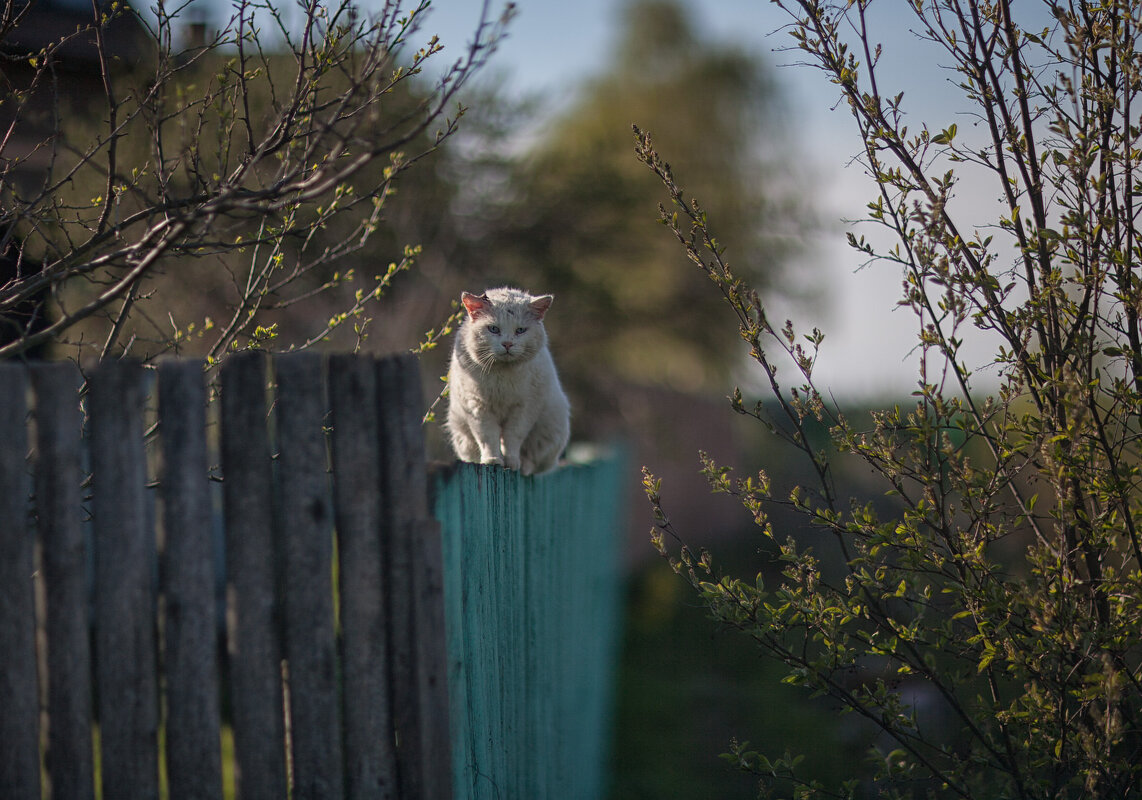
515 327 527 335
488 325 501 334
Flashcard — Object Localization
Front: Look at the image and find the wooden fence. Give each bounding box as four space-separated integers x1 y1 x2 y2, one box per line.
435 459 624 800
0 353 449 800
0 352 624 800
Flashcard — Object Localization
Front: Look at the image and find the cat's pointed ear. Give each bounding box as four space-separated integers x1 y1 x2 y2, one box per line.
529 294 554 320
461 292 492 319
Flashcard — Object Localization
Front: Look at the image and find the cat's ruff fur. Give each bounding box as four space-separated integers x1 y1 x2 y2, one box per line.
446 287 571 475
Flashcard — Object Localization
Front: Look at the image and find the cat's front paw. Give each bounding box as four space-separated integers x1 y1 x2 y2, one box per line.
480 455 504 467
503 453 522 471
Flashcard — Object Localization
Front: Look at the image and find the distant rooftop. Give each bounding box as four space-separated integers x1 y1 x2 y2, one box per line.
41 0 101 10
3 0 149 65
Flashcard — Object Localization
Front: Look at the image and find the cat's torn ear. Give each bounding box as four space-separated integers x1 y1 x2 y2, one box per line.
461 292 492 319
529 294 554 320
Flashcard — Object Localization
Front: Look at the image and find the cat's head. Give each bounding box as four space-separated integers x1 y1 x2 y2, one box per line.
460 287 552 366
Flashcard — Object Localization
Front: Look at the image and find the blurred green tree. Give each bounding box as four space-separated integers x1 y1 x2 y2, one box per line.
455 0 811 401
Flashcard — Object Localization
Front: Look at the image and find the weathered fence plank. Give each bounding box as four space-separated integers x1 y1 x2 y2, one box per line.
220 352 288 800
377 354 423 800
436 467 524 798
434 458 625 800
158 360 224 800
408 516 452 800
0 365 39 799
274 353 344 800
89 359 161 799
31 362 95 800
328 354 397 800
378 354 430 525
378 354 452 800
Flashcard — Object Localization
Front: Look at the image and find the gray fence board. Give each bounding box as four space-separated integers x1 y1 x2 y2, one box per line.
329 353 397 800
158 360 224 800
0 365 39 798
409 517 452 800
378 354 429 524
274 353 343 800
220 352 288 800
378 354 451 800
31 362 95 800
90 359 160 799
378 355 422 800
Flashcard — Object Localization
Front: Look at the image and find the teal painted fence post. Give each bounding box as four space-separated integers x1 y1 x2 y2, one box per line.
433 456 625 800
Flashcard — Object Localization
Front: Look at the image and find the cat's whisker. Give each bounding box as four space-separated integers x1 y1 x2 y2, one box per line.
475 348 496 373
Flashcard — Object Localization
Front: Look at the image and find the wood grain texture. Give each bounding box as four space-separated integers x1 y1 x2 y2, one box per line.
0 365 39 799
31 362 95 800
433 457 625 800
220 352 288 800
0 354 621 800
274 353 343 800
377 354 449 800
329 354 397 800
89 359 161 800
159 360 224 800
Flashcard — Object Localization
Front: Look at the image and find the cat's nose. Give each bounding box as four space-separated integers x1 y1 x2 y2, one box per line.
502 342 514 351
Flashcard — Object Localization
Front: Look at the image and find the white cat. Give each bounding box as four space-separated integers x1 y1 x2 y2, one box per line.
446 287 571 475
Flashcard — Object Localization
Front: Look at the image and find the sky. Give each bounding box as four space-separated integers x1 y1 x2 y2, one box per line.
407 0 975 401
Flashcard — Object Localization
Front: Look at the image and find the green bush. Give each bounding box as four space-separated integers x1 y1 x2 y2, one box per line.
637 1 1142 797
